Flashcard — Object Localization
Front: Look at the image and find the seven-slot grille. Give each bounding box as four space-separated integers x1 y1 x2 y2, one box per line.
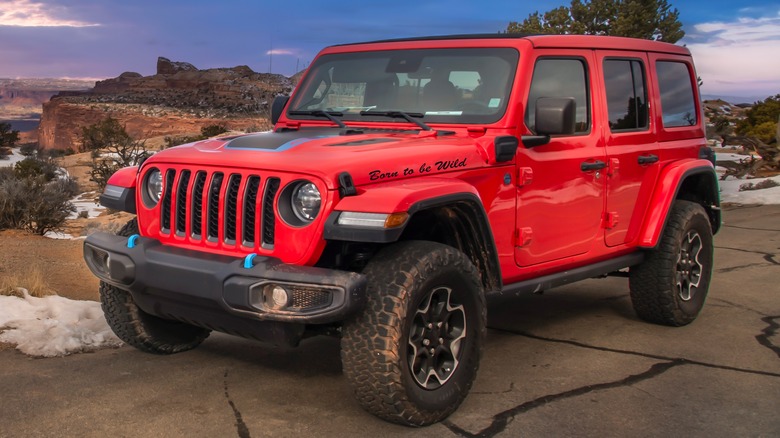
157 168 281 249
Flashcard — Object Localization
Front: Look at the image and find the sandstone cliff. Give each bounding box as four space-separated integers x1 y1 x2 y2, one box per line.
39 58 293 150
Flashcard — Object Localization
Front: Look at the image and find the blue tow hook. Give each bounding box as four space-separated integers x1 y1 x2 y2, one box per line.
243 253 258 269
127 234 140 248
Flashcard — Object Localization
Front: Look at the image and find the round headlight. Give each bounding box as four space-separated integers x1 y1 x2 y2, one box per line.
291 182 321 222
146 169 163 205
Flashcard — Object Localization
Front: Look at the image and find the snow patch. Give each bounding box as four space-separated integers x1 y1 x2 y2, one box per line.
0 290 122 357
719 175 780 205
67 191 105 219
0 147 26 167
43 231 83 240
715 151 780 204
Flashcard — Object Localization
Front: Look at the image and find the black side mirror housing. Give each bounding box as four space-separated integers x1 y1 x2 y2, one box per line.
535 97 576 136
271 95 290 125
521 97 576 148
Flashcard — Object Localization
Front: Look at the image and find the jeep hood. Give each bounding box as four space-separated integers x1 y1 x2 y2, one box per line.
146 128 491 190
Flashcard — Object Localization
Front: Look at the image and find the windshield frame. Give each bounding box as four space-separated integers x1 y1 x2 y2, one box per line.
287 47 520 126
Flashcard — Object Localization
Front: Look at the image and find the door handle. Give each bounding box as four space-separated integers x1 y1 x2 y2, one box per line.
638 154 659 165
580 160 607 171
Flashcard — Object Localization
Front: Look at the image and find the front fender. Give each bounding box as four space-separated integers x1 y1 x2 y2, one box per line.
100 166 139 214
638 159 720 248
323 177 482 243
106 166 139 188
333 177 481 214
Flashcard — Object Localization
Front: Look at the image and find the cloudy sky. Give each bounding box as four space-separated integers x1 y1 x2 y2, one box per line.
1 0 778 99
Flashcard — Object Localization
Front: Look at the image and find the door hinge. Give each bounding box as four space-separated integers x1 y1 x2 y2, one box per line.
515 227 533 247
608 158 620 176
602 212 619 229
516 167 533 187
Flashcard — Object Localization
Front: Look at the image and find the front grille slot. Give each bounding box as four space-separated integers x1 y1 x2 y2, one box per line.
190 171 207 239
243 176 261 246
161 169 176 233
175 170 191 236
207 173 224 241
262 178 280 248
224 174 241 244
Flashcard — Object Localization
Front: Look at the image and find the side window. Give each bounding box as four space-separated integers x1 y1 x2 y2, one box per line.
603 59 648 131
656 61 697 127
526 58 590 134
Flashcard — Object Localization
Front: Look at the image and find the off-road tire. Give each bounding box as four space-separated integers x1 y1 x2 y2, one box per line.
341 241 486 426
629 200 714 326
99 218 210 354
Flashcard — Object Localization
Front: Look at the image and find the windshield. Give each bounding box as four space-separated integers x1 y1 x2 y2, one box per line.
288 48 519 125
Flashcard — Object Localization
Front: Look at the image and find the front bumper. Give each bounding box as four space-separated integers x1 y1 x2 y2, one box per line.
83 232 367 344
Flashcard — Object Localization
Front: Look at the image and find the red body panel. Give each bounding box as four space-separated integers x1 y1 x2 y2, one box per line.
637 158 716 248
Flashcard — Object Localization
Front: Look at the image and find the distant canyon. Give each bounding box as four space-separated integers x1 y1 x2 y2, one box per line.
1 57 296 149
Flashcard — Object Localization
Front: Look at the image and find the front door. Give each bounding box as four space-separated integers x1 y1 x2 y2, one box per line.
515 51 606 268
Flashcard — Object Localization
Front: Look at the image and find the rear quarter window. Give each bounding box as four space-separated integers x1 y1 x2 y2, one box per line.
656 61 697 127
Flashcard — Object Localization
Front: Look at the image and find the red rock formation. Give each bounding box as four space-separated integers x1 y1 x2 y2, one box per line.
38 59 292 150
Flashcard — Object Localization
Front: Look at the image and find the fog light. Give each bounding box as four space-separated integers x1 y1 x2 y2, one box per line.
265 284 290 310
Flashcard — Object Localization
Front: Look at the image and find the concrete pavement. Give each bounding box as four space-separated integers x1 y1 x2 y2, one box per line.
1 205 778 437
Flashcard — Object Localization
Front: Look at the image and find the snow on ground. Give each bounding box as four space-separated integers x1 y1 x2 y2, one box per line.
0 290 122 357
0 147 26 167
67 191 105 220
716 151 780 205
44 231 82 240
719 175 780 205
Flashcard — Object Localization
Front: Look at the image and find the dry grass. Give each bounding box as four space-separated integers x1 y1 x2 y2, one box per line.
0 264 55 297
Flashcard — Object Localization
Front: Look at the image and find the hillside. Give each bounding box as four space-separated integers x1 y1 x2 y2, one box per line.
38 58 294 150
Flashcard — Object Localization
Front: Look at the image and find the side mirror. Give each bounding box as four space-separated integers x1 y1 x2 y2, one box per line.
521 97 576 148
271 95 290 125
535 97 576 136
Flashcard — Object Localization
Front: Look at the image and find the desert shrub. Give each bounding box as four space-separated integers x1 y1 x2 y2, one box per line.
0 146 10 159
164 135 196 148
0 168 79 235
739 179 780 192
736 95 780 143
14 157 59 181
163 124 229 149
79 117 132 153
19 142 41 157
81 117 151 190
0 122 19 148
200 124 228 138
43 148 66 158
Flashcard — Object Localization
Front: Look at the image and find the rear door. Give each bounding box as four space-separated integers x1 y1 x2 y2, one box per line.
596 51 660 247
515 50 606 267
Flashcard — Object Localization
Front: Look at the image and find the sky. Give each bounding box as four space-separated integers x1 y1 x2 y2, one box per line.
0 0 778 99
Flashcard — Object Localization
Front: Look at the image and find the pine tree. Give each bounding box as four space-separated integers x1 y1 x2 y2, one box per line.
507 0 685 43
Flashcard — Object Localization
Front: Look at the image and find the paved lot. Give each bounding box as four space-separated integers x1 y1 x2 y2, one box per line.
1 205 778 437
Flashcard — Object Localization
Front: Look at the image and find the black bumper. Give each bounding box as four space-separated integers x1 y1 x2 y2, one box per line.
83 232 367 345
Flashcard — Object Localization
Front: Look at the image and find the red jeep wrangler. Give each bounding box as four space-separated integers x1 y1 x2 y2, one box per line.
84 34 719 426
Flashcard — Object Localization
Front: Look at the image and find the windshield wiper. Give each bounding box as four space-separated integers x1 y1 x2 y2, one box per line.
289 110 346 128
360 110 432 131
